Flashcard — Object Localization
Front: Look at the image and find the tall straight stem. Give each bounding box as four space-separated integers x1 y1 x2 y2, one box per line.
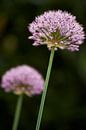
35 47 55 130
12 94 23 130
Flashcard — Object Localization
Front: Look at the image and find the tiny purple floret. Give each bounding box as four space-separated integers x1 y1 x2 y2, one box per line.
1 65 44 96
28 10 85 51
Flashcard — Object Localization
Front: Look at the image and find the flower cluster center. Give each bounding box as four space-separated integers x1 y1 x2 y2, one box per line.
41 30 69 49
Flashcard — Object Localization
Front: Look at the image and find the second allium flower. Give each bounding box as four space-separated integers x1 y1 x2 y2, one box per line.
1 65 44 96
28 10 85 51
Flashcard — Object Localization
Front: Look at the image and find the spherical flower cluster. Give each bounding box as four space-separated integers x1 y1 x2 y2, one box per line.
1 65 44 96
28 10 85 51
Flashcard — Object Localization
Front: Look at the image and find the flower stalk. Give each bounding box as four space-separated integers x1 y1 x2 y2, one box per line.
35 47 55 130
12 94 23 130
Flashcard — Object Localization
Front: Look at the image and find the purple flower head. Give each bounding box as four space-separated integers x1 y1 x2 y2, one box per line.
1 65 44 96
28 10 85 51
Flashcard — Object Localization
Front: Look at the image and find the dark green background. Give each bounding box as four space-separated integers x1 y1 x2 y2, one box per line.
0 0 86 130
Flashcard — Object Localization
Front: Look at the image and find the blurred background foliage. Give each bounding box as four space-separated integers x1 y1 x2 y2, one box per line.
0 0 86 130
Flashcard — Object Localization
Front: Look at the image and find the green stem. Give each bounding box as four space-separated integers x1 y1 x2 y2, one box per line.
35 47 55 130
12 94 23 130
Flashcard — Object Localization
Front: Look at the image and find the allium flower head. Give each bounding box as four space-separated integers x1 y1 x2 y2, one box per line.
1 65 44 96
28 10 85 51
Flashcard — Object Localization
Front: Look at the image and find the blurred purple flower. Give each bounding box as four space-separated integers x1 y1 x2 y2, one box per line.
28 10 85 51
1 65 44 96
